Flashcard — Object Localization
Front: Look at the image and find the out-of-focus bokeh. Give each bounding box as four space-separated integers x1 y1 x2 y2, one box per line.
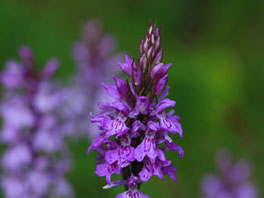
0 0 263 197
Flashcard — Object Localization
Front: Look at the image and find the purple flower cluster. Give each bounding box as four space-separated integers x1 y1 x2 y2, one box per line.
88 23 184 197
58 19 122 139
0 46 74 198
201 149 258 198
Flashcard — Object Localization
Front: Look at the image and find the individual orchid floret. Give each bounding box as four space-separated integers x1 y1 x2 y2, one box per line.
116 175 149 198
0 46 74 198
88 22 184 197
105 135 135 168
118 54 134 76
134 121 165 163
201 149 258 198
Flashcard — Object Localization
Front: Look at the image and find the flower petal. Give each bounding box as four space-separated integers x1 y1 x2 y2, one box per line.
156 98 176 114
135 96 150 115
101 83 121 101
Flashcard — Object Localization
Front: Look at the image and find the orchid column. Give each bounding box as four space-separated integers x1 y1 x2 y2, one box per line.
0 46 74 198
88 23 184 197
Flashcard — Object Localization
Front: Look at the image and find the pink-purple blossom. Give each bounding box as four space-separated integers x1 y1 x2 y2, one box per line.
58 19 122 139
88 23 184 197
0 46 74 198
201 149 258 198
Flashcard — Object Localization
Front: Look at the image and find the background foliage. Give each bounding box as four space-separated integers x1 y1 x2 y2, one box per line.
0 0 263 197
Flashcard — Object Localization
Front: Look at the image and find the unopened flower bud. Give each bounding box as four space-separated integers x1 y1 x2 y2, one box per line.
151 63 171 79
155 74 168 95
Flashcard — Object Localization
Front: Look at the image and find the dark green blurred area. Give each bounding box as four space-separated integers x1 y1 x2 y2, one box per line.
0 0 263 197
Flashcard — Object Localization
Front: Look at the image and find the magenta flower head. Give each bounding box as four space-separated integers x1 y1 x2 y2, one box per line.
88 22 184 197
201 149 258 198
58 19 122 139
0 46 74 198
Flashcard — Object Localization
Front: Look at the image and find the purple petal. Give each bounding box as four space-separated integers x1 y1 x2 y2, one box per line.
162 165 177 182
151 63 171 79
139 163 154 182
139 159 164 182
105 117 129 138
131 120 146 138
146 121 159 131
95 162 120 184
134 141 146 162
135 96 150 115
118 62 131 76
117 189 149 198
2 144 32 171
72 42 89 62
98 102 113 112
156 98 176 114
159 115 183 137
231 160 252 183
105 149 119 164
113 75 128 97
165 142 184 158
1 61 24 89
103 179 127 189
201 175 222 196
118 54 133 76
153 49 163 65
119 146 135 168
154 74 168 95
41 58 59 78
95 163 109 176
236 183 258 198
139 54 147 71
135 136 157 163
87 133 106 154
110 101 129 114
156 149 166 161
159 86 170 101
101 83 121 101
133 67 142 87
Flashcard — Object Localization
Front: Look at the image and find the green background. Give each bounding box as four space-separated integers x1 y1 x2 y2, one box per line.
0 0 263 197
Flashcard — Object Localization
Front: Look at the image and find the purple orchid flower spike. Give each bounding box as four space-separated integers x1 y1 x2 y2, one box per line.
201 149 258 198
88 22 184 197
57 19 123 139
0 46 74 198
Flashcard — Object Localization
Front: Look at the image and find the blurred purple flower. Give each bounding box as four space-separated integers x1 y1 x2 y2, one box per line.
58 19 122 139
0 46 74 198
201 149 258 198
88 23 184 197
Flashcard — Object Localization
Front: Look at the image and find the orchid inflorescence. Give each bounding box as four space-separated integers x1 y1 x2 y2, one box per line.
58 19 122 139
201 149 258 198
0 46 74 198
87 23 184 197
